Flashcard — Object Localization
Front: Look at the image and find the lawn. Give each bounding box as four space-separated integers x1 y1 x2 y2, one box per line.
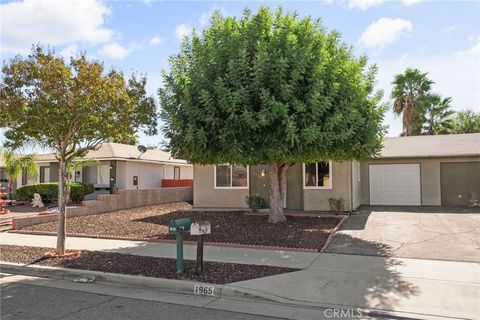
15 202 343 250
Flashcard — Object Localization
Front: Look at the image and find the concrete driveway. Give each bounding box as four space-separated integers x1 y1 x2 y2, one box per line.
326 206 480 262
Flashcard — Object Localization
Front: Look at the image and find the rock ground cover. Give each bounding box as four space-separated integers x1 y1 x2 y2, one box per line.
0 245 298 284
16 202 342 250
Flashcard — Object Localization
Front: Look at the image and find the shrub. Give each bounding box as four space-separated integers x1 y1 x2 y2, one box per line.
328 197 345 213
245 194 267 213
14 182 95 204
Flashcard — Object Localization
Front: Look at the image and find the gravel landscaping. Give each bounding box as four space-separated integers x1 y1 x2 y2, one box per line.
0 245 298 284
16 202 343 250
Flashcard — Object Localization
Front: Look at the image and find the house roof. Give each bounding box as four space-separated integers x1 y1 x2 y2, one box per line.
379 133 480 158
2 135 479 167
0 143 190 166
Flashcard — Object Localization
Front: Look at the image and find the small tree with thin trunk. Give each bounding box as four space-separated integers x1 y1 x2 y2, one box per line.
1 46 157 254
159 7 385 223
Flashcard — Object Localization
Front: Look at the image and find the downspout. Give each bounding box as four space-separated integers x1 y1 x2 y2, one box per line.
350 161 354 212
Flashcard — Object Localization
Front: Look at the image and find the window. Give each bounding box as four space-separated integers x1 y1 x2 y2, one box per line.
0 168 7 183
174 166 181 180
215 165 248 188
303 161 332 189
40 166 50 183
97 165 110 185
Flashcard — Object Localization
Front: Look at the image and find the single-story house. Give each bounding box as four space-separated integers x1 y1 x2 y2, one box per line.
193 133 480 210
0 143 193 196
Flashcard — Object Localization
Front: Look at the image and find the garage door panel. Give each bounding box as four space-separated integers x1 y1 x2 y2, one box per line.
369 164 421 206
441 162 480 207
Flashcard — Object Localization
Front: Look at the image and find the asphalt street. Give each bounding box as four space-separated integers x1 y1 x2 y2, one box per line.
0 274 341 320
1 280 280 320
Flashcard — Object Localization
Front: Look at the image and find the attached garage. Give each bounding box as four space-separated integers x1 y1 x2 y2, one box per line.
359 133 480 208
369 164 421 205
440 162 480 207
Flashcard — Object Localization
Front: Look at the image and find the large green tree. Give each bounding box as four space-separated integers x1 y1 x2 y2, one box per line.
391 68 434 136
451 110 480 134
0 46 157 254
159 8 385 223
417 94 455 135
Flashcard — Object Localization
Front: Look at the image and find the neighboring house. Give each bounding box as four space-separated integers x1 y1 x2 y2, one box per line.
0 143 193 196
194 133 480 210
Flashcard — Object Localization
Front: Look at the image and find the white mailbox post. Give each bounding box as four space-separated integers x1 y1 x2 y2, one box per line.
190 221 211 274
190 221 211 235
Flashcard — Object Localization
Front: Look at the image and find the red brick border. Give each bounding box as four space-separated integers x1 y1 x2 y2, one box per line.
319 215 349 253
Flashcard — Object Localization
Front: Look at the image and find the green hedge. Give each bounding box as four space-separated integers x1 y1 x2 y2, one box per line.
14 182 95 203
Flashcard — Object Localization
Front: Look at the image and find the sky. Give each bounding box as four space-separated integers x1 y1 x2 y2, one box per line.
1 0 479 150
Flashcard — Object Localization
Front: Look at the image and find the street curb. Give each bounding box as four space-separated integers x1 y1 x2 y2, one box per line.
0 262 224 298
221 285 459 320
0 262 462 320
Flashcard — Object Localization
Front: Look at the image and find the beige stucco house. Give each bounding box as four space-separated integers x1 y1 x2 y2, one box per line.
193 133 480 211
0 143 193 197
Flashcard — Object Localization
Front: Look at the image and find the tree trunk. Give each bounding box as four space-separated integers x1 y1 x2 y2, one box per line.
56 154 68 255
268 164 288 223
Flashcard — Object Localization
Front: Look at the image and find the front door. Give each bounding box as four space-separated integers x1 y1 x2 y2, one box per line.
250 164 304 210
286 164 303 210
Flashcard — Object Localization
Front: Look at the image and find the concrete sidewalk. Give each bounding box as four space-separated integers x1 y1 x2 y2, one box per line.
228 253 480 319
2 233 479 319
0 233 319 269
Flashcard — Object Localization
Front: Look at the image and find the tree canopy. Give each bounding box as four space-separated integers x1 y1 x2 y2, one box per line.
451 110 480 134
417 94 455 135
160 7 386 166
160 7 385 222
1 47 157 154
391 68 434 136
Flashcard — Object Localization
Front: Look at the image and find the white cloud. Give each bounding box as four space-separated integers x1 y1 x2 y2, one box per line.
148 36 165 46
0 0 113 54
359 18 413 49
456 42 480 56
402 0 423 6
98 42 130 60
442 25 456 34
60 43 79 58
348 0 383 10
175 24 192 40
375 48 480 136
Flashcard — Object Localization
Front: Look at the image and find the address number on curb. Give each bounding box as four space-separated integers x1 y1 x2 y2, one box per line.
193 285 215 296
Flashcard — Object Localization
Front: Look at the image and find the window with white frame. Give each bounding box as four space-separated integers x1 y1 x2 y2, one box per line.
174 166 181 180
215 165 248 188
91 164 110 185
304 161 332 189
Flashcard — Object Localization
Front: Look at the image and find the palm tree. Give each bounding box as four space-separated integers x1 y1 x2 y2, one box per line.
391 68 434 136
417 94 455 135
1 149 38 199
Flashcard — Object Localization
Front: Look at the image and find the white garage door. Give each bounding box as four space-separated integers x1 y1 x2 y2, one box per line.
369 164 421 205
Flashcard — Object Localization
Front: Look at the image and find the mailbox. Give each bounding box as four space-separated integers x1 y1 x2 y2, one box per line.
190 221 211 235
169 218 192 233
169 218 192 273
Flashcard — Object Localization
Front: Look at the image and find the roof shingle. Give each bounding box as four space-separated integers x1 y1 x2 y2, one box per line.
379 133 480 158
